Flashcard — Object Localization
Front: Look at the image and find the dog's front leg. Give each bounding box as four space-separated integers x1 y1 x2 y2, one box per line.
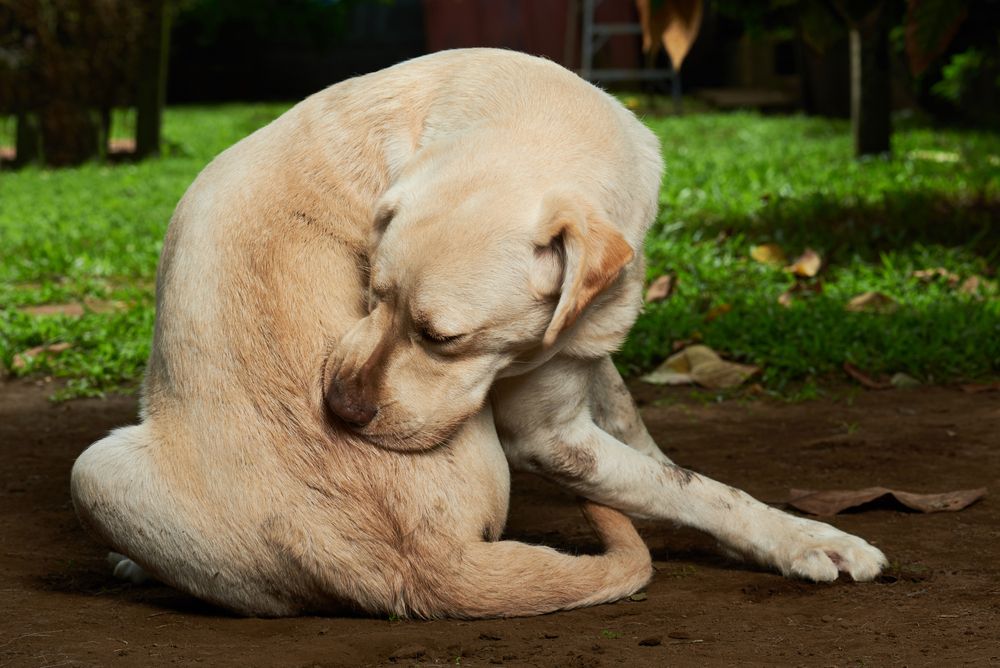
492 358 887 582
588 356 674 465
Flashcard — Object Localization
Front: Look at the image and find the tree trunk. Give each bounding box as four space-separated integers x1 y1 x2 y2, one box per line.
14 113 42 167
39 102 102 167
136 0 172 159
849 9 891 157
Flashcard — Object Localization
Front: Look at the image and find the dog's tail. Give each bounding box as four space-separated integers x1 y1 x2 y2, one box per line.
408 500 652 619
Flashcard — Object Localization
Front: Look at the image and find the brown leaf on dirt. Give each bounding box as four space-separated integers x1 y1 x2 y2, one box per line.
843 362 891 390
641 344 759 390
784 249 822 277
750 243 786 266
704 303 731 322
959 382 1000 393
912 267 960 285
846 291 898 313
12 342 73 370
788 486 987 516
645 274 675 303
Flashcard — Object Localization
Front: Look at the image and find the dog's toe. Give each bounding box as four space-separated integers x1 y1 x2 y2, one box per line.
777 520 886 583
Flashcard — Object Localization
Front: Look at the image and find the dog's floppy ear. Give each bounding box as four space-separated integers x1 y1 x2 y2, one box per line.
369 193 399 249
536 196 634 347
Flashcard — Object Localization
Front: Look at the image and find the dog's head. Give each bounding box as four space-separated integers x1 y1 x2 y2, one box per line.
323 139 636 449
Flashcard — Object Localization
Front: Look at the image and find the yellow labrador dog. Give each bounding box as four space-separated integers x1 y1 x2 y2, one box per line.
71 48 886 618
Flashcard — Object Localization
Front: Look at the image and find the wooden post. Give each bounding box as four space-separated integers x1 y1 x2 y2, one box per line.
135 0 171 159
846 4 891 157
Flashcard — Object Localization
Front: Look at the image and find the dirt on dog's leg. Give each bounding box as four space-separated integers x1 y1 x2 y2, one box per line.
588 356 673 464
411 501 651 619
495 358 887 583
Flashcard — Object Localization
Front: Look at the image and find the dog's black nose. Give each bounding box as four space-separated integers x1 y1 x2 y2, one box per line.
325 378 378 428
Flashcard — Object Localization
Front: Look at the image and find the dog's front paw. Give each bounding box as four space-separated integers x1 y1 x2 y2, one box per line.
771 518 887 582
107 551 150 584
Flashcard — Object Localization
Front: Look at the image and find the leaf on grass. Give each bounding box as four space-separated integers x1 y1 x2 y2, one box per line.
846 291 898 313
12 342 73 370
843 362 891 390
641 344 759 390
784 249 822 277
704 303 731 322
777 279 823 307
645 274 675 303
18 299 126 317
19 303 86 317
959 276 983 295
750 243 786 266
912 267 960 285
787 486 986 516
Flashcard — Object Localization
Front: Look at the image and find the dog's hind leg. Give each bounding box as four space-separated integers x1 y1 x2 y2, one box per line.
409 501 651 619
588 356 673 464
71 424 299 616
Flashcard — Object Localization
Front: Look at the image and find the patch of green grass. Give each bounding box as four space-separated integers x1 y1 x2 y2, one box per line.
618 112 1000 387
0 107 997 397
0 104 290 396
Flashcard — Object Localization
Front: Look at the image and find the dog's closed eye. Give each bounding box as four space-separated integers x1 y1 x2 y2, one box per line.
417 326 464 345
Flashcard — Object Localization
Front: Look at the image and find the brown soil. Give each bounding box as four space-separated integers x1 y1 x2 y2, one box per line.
2 379 998 667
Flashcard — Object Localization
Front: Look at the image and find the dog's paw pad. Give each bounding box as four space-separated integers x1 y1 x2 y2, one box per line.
107 551 150 584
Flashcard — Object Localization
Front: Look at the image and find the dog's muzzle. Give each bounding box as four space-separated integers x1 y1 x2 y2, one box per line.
325 377 378 428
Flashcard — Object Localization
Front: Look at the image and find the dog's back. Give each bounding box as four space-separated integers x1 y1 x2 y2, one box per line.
71 49 656 617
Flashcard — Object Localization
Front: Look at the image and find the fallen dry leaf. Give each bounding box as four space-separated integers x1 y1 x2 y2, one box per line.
785 249 822 278
18 299 126 317
959 275 982 295
843 362 891 390
959 382 1000 393
787 487 987 516
777 279 823 307
645 274 675 303
750 243 786 266
641 344 759 390
19 303 86 317
704 303 731 322
912 267 960 285
846 291 898 313
12 342 73 370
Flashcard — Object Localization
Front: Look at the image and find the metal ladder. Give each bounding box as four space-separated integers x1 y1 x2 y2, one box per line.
579 0 682 110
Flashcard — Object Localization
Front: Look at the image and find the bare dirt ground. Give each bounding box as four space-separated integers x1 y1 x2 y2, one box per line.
1 379 998 667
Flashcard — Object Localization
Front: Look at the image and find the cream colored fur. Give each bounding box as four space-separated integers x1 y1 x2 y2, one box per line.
71 48 885 618
71 49 654 618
